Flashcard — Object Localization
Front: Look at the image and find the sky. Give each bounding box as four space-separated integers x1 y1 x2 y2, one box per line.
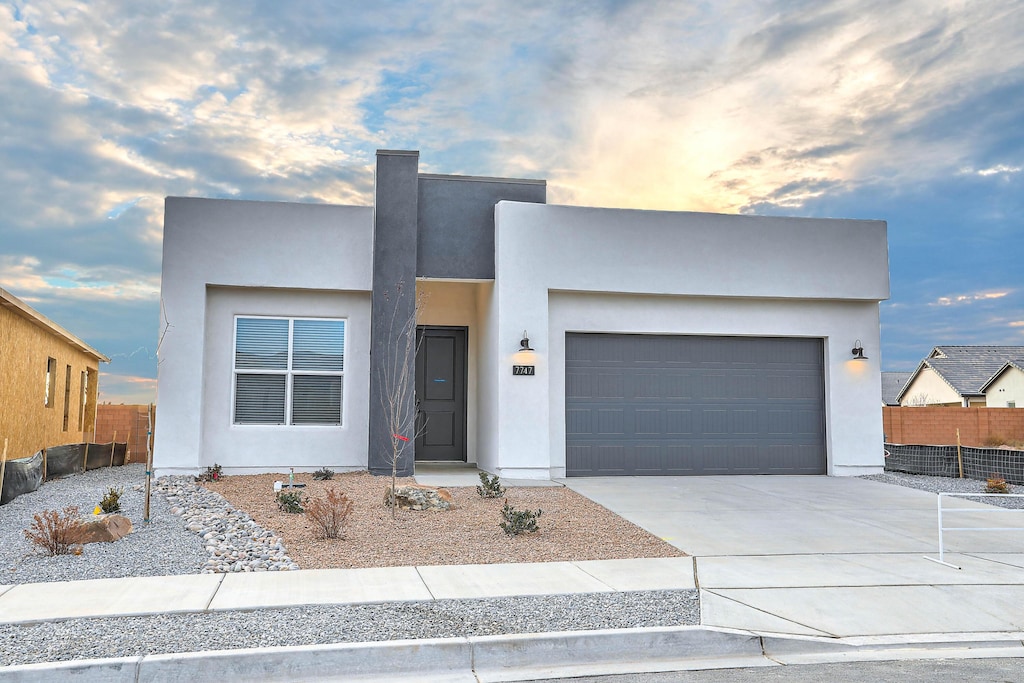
1 0 1022 404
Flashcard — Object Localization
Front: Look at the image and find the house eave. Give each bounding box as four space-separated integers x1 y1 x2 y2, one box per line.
0 286 110 363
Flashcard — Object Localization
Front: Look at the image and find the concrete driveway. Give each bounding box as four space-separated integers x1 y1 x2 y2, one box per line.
560 475 1021 556
562 475 1024 637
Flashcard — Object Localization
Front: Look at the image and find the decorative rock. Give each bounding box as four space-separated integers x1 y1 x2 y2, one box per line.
74 514 133 543
384 484 453 511
155 475 298 574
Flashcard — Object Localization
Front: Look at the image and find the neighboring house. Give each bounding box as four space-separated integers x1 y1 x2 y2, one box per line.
898 346 1024 407
881 371 913 406
981 360 1024 408
0 287 108 460
155 150 889 480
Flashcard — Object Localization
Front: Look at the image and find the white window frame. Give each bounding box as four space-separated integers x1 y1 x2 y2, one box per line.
232 315 346 426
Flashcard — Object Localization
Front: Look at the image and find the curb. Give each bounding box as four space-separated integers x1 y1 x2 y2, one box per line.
2 626 1023 682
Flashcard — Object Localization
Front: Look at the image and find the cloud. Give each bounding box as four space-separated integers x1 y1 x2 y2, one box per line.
2 0 1024 393
930 291 1011 307
967 165 1023 177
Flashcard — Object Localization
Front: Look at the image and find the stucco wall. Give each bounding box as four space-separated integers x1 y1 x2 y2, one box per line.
199 286 371 472
155 197 373 474
0 305 101 460
900 367 963 406
986 368 1024 408
486 202 889 478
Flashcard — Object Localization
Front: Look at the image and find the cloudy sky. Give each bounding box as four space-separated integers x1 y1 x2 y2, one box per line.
2 0 1022 404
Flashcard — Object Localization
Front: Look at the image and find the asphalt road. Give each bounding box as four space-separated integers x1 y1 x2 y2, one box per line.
521 658 1023 682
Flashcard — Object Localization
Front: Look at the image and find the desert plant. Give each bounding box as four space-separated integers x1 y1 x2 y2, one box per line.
305 488 354 539
986 474 1010 494
377 282 428 518
312 467 335 481
477 472 505 498
197 463 223 482
99 486 123 514
499 499 542 537
23 506 83 556
277 490 305 513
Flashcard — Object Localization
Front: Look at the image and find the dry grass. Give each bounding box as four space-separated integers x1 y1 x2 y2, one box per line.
204 471 685 569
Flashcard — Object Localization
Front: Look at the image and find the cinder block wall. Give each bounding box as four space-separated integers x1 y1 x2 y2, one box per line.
94 404 154 463
883 407 1024 446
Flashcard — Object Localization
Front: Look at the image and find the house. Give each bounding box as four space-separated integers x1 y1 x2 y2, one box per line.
981 360 1024 408
154 150 889 479
0 287 108 460
881 371 913 406
897 346 1024 407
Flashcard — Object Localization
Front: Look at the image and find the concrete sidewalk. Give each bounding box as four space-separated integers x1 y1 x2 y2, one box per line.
0 557 695 625
3 474 1024 680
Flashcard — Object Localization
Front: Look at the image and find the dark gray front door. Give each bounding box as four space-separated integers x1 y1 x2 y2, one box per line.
565 334 825 476
415 326 468 461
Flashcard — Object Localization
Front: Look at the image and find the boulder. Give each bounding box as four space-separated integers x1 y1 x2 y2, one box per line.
384 484 453 511
74 514 133 543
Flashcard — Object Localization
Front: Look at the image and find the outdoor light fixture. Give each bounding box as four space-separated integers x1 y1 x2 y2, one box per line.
851 340 868 361
519 331 534 352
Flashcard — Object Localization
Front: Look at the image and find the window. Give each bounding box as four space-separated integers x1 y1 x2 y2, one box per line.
233 316 345 425
78 370 88 431
62 364 72 431
45 357 56 407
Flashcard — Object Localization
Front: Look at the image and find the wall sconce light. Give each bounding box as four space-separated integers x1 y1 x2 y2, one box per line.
851 340 868 361
518 331 534 352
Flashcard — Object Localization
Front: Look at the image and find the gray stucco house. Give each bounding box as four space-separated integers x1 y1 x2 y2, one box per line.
154 150 890 479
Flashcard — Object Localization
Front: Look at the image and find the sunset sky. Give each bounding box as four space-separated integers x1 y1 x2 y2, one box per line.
2 1 1022 403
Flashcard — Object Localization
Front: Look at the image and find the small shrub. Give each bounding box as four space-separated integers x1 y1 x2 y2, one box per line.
277 490 305 513
986 474 1010 494
312 467 335 481
983 435 1007 448
23 506 83 556
499 499 542 537
197 463 223 482
305 488 354 539
476 472 505 498
99 487 123 514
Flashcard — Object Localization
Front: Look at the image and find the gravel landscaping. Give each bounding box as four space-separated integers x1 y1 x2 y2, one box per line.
861 471 1024 509
0 590 700 666
4 465 1020 668
0 464 696 667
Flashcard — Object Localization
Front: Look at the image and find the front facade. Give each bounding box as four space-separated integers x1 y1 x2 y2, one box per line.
154 150 889 479
0 287 107 460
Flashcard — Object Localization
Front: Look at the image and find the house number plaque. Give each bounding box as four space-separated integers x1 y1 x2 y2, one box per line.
512 365 535 376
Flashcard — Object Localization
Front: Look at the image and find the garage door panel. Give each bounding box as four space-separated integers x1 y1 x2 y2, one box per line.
666 409 694 435
634 409 662 435
566 408 592 435
596 409 625 434
565 333 825 476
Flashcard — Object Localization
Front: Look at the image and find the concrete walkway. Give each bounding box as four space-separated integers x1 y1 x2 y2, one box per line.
3 474 1024 681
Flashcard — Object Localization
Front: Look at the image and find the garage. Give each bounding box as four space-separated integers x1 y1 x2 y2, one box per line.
565 333 826 476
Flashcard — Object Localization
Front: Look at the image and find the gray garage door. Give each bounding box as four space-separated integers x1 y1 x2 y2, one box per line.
565 334 825 476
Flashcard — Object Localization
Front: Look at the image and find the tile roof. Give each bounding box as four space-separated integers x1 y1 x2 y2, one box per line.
912 346 1024 398
881 371 913 405
980 359 1024 392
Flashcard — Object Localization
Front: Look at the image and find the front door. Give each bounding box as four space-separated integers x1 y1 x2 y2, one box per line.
415 326 468 461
